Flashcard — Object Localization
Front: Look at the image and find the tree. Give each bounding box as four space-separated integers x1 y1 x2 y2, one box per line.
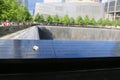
53 14 59 26
59 17 63 25
34 14 44 23
39 14 44 23
34 13 40 22
18 5 31 22
0 0 32 22
112 20 117 26
46 15 53 25
61 15 70 26
84 15 90 25
90 18 96 25
0 0 19 21
97 18 103 26
76 16 84 26
104 18 112 26
69 17 75 25
116 19 120 26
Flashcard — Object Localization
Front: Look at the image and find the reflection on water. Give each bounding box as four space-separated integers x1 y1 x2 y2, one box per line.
0 40 119 59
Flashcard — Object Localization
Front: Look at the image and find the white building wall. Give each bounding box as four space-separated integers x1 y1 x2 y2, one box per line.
102 0 107 3
44 0 64 3
44 0 98 3
66 0 91 2
34 2 104 20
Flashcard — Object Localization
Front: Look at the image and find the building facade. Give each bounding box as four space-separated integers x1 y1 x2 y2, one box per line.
44 0 65 3
34 2 104 20
65 0 99 3
18 0 28 8
102 0 107 3
18 0 44 15
28 0 43 15
44 0 99 3
104 0 120 20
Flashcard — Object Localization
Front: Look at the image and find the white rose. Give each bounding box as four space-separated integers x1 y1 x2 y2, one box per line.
33 45 39 51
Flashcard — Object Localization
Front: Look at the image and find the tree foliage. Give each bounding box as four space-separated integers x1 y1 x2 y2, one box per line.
34 13 44 23
112 20 117 26
0 0 32 22
34 13 40 22
53 14 59 25
76 16 84 26
69 17 75 25
97 18 103 26
84 15 90 25
46 15 53 25
90 18 96 25
116 19 120 26
61 15 70 26
17 5 32 22
104 18 112 26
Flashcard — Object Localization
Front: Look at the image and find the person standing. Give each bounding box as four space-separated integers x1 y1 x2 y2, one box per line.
3 20 10 27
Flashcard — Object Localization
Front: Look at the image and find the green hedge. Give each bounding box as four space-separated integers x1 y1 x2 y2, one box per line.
0 26 31 37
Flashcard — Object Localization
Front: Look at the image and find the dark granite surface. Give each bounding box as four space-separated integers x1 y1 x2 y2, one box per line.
0 40 120 80
0 40 120 59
